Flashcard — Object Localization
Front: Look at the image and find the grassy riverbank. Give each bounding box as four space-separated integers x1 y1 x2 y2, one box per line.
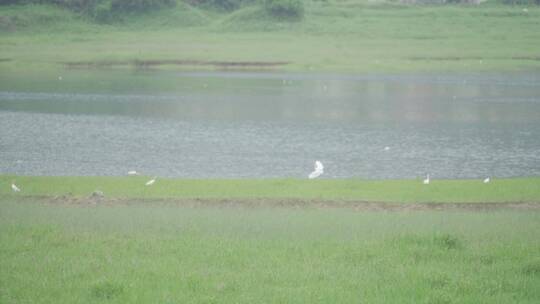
1 196 540 303
1 175 540 203
2 176 539 302
1 2 539 73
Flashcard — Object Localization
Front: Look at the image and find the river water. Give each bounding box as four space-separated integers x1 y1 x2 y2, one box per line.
1 71 539 179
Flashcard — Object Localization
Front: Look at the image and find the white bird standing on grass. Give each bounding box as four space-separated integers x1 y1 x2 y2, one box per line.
308 161 324 179
11 182 21 192
483 177 490 184
145 176 157 186
423 174 430 185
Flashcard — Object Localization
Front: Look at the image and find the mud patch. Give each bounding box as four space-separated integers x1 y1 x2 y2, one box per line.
18 195 540 211
408 55 540 61
408 56 483 61
62 59 290 70
511 56 540 61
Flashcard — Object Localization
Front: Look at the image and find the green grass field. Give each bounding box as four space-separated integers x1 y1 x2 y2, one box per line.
1 175 540 203
2 2 540 302
1 2 540 73
1 176 539 302
1 196 540 303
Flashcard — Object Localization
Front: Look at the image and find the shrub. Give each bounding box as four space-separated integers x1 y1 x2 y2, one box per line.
91 282 124 300
186 0 251 11
522 259 540 276
500 0 539 4
264 0 304 19
433 233 462 250
110 0 176 13
0 0 177 22
92 0 112 22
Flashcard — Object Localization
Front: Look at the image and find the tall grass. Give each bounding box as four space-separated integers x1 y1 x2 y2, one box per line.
1 198 539 303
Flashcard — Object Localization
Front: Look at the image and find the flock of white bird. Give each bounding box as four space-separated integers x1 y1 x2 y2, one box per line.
307 145 491 184
8 146 491 193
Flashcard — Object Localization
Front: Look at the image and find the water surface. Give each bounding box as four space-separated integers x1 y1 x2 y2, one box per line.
1 71 539 179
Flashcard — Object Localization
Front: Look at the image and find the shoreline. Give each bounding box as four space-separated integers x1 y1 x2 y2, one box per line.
2 176 540 204
7 195 540 211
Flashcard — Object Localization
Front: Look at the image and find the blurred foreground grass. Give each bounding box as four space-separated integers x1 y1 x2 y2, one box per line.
1 197 539 303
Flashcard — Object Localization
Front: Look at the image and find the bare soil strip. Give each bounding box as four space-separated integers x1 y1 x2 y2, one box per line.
14 195 540 211
62 59 290 69
408 56 540 61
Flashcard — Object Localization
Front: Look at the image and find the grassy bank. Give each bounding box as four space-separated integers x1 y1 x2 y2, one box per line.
1 198 539 303
1 2 540 73
1 175 540 203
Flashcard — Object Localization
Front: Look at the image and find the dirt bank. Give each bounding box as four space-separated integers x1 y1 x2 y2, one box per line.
16 195 540 211
62 59 290 70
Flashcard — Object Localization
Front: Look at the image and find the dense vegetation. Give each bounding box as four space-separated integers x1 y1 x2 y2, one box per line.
1 0 538 24
1 1 539 72
0 0 306 21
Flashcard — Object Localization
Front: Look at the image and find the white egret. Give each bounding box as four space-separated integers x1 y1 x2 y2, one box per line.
127 170 140 175
384 146 390 151
483 177 490 183
145 176 157 186
308 161 324 179
11 182 20 192
423 174 430 185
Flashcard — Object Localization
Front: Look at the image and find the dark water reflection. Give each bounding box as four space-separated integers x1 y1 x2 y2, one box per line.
1 71 539 178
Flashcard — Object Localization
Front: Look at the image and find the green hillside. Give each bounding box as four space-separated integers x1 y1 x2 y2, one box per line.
1 1 539 72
